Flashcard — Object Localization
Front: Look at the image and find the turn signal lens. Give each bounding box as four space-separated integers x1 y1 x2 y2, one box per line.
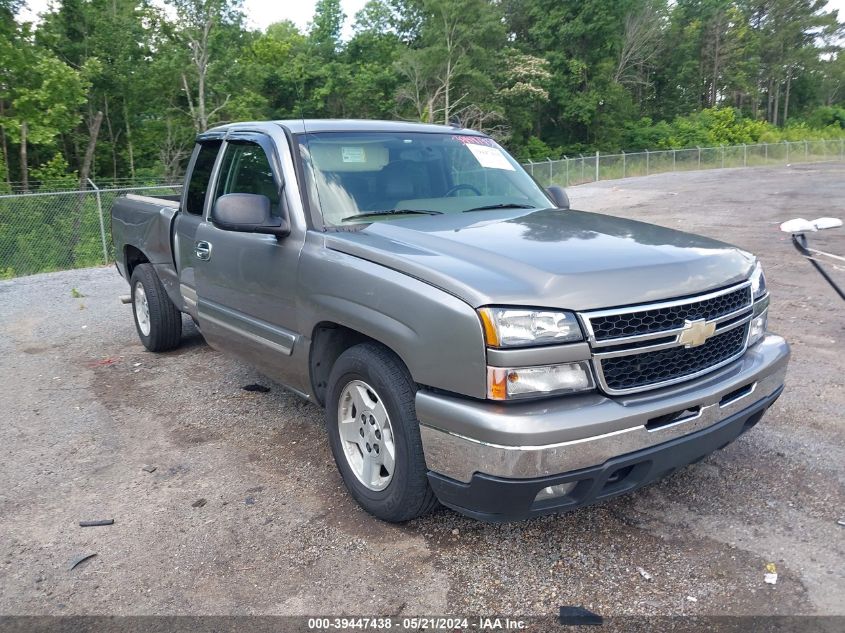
487 362 594 400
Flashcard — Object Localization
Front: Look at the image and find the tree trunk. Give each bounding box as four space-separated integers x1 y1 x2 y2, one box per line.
123 99 135 179
79 111 103 188
67 111 103 264
772 82 780 127
783 71 791 126
710 25 720 107
0 101 10 190
766 77 774 122
104 97 118 180
20 121 28 193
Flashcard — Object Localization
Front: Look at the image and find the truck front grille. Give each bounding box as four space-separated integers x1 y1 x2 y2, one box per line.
589 285 751 342
600 326 748 392
580 283 753 395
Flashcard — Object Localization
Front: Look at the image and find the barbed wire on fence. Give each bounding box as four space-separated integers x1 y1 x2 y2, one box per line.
1 138 843 280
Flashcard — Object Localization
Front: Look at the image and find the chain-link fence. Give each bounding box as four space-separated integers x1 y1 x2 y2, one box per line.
0 183 181 279
1 138 844 279
524 139 845 187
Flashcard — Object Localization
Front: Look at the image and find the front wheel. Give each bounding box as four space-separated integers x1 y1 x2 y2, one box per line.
325 343 439 522
130 263 182 352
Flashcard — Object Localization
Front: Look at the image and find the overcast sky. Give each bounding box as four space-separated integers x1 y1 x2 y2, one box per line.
18 0 370 36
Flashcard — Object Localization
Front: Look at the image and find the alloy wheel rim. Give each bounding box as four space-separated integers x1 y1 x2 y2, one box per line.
134 282 151 336
337 379 396 491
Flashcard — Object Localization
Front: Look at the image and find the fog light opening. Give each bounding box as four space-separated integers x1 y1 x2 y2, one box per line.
534 482 576 503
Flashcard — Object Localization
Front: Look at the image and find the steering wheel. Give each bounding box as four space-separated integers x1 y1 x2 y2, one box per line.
445 183 482 197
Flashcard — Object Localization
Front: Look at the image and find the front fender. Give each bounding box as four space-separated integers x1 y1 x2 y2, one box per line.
297 234 487 399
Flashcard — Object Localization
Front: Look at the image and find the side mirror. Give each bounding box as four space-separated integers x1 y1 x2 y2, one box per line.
212 193 290 237
546 185 570 209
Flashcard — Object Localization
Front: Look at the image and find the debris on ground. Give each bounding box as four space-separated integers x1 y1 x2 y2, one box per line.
68 553 97 571
245 496 256 505
837 518 845 527
88 357 119 368
637 567 653 582
79 519 114 527
242 384 271 393
764 562 778 585
191 498 207 508
451 528 459 536
142 465 157 473
686 596 698 602
70 288 85 298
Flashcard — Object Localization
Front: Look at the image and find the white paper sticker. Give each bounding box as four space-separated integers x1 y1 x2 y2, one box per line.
466 143 515 171
341 146 366 163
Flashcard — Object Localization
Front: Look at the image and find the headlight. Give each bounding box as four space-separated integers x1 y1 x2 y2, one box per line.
487 362 594 400
748 294 770 346
750 261 766 299
478 307 583 348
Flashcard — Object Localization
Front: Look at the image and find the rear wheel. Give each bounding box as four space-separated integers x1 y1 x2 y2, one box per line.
326 343 439 522
130 263 182 352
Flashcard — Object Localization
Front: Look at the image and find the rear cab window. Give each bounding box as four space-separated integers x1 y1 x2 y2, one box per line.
184 141 222 215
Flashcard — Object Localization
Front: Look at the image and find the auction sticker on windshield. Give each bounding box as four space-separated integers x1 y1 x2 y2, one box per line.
466 143 515 171
342 146 366 163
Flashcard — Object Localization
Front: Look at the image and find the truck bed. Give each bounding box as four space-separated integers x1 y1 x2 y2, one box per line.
111 193 180 280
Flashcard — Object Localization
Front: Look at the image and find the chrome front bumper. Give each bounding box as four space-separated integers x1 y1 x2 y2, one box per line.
418 334 789 483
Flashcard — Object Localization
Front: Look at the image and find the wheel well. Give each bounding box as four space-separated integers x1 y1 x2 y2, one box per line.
310 323 375 406
124 245 149 278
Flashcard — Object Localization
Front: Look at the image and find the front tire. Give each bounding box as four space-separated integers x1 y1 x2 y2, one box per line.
326 343 439 522
130 263 182 352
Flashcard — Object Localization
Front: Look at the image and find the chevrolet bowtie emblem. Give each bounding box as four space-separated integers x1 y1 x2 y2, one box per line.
678 318 716 348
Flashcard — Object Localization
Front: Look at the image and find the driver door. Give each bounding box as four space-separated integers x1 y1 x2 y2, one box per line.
194 133 306 391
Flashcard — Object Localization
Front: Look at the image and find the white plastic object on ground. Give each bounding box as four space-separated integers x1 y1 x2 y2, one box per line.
780 217 843 233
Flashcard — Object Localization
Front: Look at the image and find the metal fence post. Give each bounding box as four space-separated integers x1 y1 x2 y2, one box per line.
805 140 808 160
841 138 844 159
721 145 725 168
672 148 676 171
645 149 650 176
564 156 569 186
621 150 626 179
580 154 585 182
743 143 747 168
764 142 768 162
547 157 553 184
697 146 701 169
595 150 600 181
785 140 789 164
87 178 109 265
526 159 534 177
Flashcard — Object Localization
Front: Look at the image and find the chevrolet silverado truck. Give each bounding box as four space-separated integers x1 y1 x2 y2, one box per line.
111 120 789 522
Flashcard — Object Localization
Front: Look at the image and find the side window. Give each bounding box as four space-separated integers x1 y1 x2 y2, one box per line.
185 141 222 215
214 141 281 215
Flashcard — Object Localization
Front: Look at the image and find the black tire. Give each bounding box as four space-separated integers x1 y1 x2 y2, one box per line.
129 263 182 352
325 342 439 522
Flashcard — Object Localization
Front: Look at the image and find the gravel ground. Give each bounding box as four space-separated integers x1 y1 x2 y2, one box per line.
1 163 843 619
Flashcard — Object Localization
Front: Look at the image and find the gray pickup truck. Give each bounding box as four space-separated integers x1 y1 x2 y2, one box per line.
111 120 789 522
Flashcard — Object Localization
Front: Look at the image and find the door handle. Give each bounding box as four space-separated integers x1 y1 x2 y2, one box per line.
195 241 212 261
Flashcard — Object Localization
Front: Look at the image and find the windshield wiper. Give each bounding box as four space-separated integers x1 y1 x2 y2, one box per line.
341 209 443 222
462 203 536 213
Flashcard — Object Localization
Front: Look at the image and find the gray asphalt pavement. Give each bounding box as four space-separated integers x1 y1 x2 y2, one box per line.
1 163 843 618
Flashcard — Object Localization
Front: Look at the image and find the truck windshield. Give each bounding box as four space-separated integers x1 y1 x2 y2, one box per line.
296 132 552 226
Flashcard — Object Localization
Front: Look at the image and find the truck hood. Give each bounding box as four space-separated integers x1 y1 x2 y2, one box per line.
324 208 755 310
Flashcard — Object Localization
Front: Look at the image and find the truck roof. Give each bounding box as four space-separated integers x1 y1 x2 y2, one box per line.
200 119 486 138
